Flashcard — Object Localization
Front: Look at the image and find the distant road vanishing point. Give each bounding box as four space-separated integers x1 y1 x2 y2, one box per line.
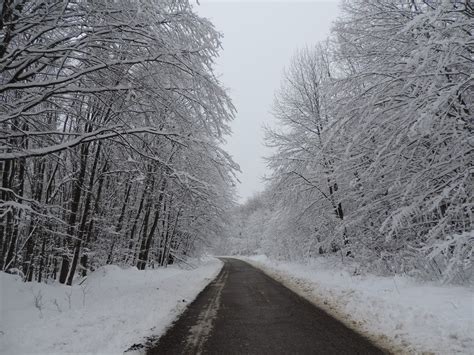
146 258 385 355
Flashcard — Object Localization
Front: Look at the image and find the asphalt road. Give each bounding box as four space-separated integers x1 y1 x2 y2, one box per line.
146 258 385 355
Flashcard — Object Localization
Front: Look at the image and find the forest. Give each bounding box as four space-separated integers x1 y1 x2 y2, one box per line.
0 0 238 285
0 0 472 288
1 2 472 354
223 0 473 284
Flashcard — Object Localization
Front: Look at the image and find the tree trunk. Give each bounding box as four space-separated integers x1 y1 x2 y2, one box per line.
136 201 152 270
126 182 147 263
59 138 89 284
37 234 46 283
0 158 11 268
66 142 101 285
107 181 131 264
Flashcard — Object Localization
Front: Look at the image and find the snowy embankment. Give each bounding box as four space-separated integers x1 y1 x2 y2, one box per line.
243 255 473 354
0 257 222 355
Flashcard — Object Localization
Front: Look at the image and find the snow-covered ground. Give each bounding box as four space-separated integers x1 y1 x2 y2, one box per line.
243 255 473 354
0 257 222 355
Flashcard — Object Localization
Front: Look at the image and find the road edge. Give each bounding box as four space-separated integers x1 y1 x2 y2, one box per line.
124 257 225 354
238 257 410 355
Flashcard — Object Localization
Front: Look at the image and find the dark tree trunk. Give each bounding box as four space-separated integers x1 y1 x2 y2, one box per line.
107 181 131 264
22 159 45 281
59 138 89 284
163 208 181 267
139 208 160 270
0 158 11 268
127 184 147 263
58 255 69 283
37 234 46 283
4 156 21 270
136 202 152 270
66 142 101 285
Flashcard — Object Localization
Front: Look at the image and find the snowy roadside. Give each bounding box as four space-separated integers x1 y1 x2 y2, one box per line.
0 257 222 355
242 255 473 355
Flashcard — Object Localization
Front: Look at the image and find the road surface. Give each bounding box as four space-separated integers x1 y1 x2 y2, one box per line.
146 258 385 354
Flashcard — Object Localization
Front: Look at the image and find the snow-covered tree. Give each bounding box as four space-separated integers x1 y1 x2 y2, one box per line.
0 0 238 284
231 0 473 284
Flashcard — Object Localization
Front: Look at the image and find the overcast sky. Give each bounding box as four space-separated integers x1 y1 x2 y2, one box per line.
195 1 341 202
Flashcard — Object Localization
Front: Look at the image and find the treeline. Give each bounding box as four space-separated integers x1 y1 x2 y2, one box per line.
0 0 237 284
227 0 473 284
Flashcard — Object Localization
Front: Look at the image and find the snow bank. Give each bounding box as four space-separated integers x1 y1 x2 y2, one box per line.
243 255 473 354
0 258 222 355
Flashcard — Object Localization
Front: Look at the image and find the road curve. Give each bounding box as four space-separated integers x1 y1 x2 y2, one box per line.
146 258 385 355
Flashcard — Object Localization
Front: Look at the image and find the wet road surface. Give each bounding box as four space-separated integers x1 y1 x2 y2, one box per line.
146 258 385 355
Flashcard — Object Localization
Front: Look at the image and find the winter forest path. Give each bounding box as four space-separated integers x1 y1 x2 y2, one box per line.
145 258 385 355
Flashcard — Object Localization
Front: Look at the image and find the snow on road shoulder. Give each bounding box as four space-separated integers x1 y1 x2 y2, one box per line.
0 257 222 355
243 255 473 354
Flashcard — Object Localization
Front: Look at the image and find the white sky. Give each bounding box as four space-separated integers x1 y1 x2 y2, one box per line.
195 1 341 202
